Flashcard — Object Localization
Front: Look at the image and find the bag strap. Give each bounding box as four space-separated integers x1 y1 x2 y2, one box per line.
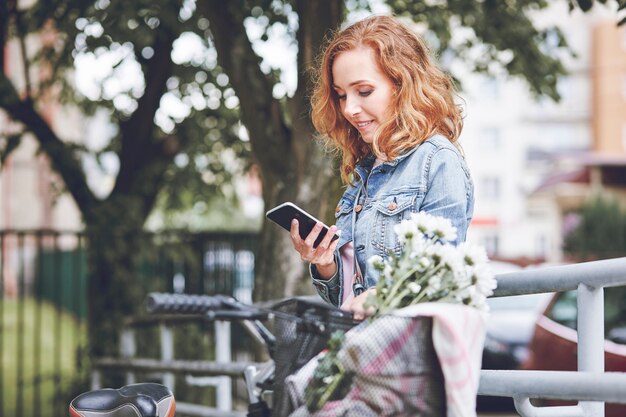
352 184 365 297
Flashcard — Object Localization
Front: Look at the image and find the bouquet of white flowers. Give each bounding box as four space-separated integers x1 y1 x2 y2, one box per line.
366 211 497 315
304 212 496 413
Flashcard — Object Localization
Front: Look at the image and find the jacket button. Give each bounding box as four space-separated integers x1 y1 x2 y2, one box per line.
335 206 341 213
388 202 398 211
354 204 362 213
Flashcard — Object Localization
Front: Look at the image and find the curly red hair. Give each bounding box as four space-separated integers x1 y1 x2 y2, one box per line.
311 15 464 184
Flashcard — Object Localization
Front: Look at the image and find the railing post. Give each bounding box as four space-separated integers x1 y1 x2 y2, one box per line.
215 320 232 411
91 369 102 390
160 324 175 391
577 283 605 417
514 397 584 417
120 328 136 385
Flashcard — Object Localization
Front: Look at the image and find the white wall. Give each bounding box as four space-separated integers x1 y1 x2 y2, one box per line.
459 1 619 261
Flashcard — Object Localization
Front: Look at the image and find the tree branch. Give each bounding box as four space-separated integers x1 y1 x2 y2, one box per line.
16 10 32 99
0 0 8 72
0 73 97 214
292 0 342 124
114 27 177 196
290 0 342 171
200 0 292 176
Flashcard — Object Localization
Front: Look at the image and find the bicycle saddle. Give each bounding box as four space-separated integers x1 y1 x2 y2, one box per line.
69 383 175 417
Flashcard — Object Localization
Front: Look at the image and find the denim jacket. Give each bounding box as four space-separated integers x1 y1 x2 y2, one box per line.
310 134 474 306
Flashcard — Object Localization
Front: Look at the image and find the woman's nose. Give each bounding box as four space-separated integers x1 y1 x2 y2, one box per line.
344 96 361 118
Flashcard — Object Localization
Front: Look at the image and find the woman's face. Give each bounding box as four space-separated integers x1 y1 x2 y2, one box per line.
332 46 395 144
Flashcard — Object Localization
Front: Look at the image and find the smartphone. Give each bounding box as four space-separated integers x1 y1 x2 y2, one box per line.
266 202 339 248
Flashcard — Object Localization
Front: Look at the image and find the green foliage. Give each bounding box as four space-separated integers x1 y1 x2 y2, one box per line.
391 0 571 100
3 0 622 216
563 194 626 260
1 0 623 362
568 0 626 23
305 331 354 412
1 298 87 417
6 0 253 213
148 194 262 231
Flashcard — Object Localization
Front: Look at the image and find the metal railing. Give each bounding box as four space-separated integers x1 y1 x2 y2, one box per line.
479 257 626 417
5 226 626 416
0 230 87 417
91 314 259 417
0 229 258 417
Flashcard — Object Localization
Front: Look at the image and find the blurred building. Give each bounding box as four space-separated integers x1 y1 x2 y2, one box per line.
593 22 626 155
1 30 84 232
462 3 626 263
3 2 625 269
1 33 86 295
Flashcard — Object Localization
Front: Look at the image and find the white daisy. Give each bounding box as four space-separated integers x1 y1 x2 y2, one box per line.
430 216 457 243
409 235 428 257
458 242 489 267
368 255 385 271
407 282 422 294
470 292 489 312
428 275 442 292
471 264 497 297
393 218 419 243
409 211 438 235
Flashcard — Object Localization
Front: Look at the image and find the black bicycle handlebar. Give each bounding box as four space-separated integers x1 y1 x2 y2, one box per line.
146 293 232 314
146 292 271 322
205 309 269 321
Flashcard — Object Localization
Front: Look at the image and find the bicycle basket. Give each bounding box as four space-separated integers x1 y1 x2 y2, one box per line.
270 297 359 416
284 315 446 417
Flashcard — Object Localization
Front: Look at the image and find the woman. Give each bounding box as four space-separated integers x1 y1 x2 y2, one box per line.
289 15 474 319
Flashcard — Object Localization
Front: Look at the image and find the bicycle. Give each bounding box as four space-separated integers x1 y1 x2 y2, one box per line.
70 293 446 417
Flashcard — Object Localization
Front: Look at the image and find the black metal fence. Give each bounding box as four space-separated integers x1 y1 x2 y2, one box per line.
0 229 258 417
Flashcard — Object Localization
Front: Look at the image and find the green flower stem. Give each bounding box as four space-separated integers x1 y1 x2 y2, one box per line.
381 288 411 311
316 363 347 409
384 262 442 303
388 262 445 303
408 289 430 305
437 283 472 303
381 264 450 312
384 271 417 304
428 235 441 245
381 284 429 312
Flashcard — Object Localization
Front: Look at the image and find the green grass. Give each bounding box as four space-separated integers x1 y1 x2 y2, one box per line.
1 297 86 417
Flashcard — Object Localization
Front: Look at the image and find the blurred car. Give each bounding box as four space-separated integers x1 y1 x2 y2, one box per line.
477 262 554 411
483 292 553 370
523 286 626 417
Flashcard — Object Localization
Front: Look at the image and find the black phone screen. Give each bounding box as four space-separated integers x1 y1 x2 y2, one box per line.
266 203 338 248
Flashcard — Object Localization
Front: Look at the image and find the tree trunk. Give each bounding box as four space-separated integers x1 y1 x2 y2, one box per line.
84 198 149 358
253 1 344 301
254 141 343 301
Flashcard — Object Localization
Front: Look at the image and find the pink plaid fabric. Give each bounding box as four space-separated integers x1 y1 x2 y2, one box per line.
286 303 485 417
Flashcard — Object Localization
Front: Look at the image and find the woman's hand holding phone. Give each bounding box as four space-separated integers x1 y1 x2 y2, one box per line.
290 219 340 279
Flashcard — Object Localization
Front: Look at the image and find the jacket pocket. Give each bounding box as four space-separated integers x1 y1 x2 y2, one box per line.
372 193 422 257
334 197 355 247
334 197 354 218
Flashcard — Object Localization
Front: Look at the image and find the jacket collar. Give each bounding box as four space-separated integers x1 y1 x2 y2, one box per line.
353 144 420 181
